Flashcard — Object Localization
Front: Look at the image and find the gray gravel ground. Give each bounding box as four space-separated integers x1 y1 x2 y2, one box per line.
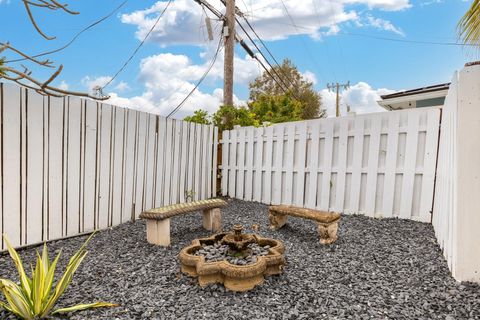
1 199 479 320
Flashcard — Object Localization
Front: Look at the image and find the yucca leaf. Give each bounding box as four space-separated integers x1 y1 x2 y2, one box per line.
0 299 14 313
1 280 34 320
41 243 50 274
33 252 46 314
52 302 118 315
42 249 62 307
40 249 89 317
2 235 32 298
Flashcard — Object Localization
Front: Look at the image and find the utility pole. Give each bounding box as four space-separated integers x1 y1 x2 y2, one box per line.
327 81 350 117
224 0 235 106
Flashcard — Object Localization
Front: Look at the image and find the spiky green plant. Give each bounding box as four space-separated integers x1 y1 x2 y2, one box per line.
458 0 480 46
0 234 117 319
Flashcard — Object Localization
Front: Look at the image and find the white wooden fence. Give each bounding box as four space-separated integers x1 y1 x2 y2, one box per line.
432 72 458 273
432 64 480 282
221 107 441 222
0 83 218 250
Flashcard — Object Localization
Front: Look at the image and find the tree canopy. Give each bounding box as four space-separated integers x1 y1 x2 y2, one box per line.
249 59 325 119
183 110 211 125
184 59 325 130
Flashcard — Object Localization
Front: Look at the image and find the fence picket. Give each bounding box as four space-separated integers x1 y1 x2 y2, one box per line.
320 120 334 211
221 130 229 197
306 122 320 209
335 118 348 212
399 111 420 219
25 89 44 244
284 124 295 204
365 115 382 217
264 125 274 204
271 126 285 204
295 124 307 207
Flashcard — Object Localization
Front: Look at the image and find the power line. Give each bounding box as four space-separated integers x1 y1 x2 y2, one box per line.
278 0 326 83
241 17 301 93
340 32 480 47
196 0 292 97
102 0 173 90
235 19 292 94
6 0 129 63
165 35 223 118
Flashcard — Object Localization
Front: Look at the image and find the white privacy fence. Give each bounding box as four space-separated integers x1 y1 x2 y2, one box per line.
0 83 218 250
432 64 480 282
221 107 441 222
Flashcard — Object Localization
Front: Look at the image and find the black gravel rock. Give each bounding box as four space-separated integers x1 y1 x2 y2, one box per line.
0 199 479 319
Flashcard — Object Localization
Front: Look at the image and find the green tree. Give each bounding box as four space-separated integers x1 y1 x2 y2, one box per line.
249 94 303 124
249 59 325 119
212 105 258 131
458 0 480 46
184 110 211 125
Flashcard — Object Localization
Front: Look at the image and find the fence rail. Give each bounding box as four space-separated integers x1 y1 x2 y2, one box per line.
0 83 217 250
221 107 441 221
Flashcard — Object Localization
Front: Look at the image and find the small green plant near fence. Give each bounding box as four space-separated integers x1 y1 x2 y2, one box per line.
0 233 117 319
185 189 196 202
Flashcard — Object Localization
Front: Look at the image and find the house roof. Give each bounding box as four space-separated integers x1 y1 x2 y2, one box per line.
380 83 450 100
378 83 450 110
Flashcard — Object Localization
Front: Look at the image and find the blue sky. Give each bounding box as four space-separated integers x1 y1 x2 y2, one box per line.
0 0 475 118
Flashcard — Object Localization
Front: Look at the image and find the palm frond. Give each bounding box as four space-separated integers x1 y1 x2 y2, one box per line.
458 0 480 46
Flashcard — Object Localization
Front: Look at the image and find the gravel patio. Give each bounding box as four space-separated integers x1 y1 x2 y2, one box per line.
1 199 479 319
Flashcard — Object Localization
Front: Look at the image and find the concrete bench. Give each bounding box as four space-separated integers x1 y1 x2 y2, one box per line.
268 205 341 245
140 198 227 246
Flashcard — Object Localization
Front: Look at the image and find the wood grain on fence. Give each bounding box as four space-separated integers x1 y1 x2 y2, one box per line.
0 83 218 250
221 107 441 222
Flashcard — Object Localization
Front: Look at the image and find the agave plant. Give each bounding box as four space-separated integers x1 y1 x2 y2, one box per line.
0 234 117 319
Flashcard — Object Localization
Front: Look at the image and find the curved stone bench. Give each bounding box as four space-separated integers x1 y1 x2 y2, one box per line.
268 205 341 245
140 198 227 246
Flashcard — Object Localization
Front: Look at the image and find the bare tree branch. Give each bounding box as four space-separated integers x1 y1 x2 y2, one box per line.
0 43 54 67
23 0 56 40
2 66 110 100
21 0 79 40
0 1 111 101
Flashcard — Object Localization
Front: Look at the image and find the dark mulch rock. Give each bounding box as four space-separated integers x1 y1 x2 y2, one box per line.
1 199 479 319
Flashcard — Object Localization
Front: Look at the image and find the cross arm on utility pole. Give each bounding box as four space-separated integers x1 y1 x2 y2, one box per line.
327 81 350 117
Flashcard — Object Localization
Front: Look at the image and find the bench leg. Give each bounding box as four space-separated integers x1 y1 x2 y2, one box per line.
269 211 288 230
317 221 339 245
203 208 222 232
211 208 222 232
203 210 213 230
146 219 170 246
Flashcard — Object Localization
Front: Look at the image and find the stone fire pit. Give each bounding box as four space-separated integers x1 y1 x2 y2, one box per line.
178 225 285 292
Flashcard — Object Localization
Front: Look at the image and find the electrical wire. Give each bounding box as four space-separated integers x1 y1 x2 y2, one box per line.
6 0 129 63
340 31 480 47
278 0 325 82
240 17 303 98
165 34 223 118
236 19 292 95
102 0 173 90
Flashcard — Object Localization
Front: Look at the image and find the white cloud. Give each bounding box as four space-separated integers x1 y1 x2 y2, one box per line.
103 47 253 118
58 80 69 90
420 0 443 6
114 81 130 92
344 0 411 11
320 82 395 116
301 71 317 85
366 15 405 36
121 0 411 45
81 76 112 91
